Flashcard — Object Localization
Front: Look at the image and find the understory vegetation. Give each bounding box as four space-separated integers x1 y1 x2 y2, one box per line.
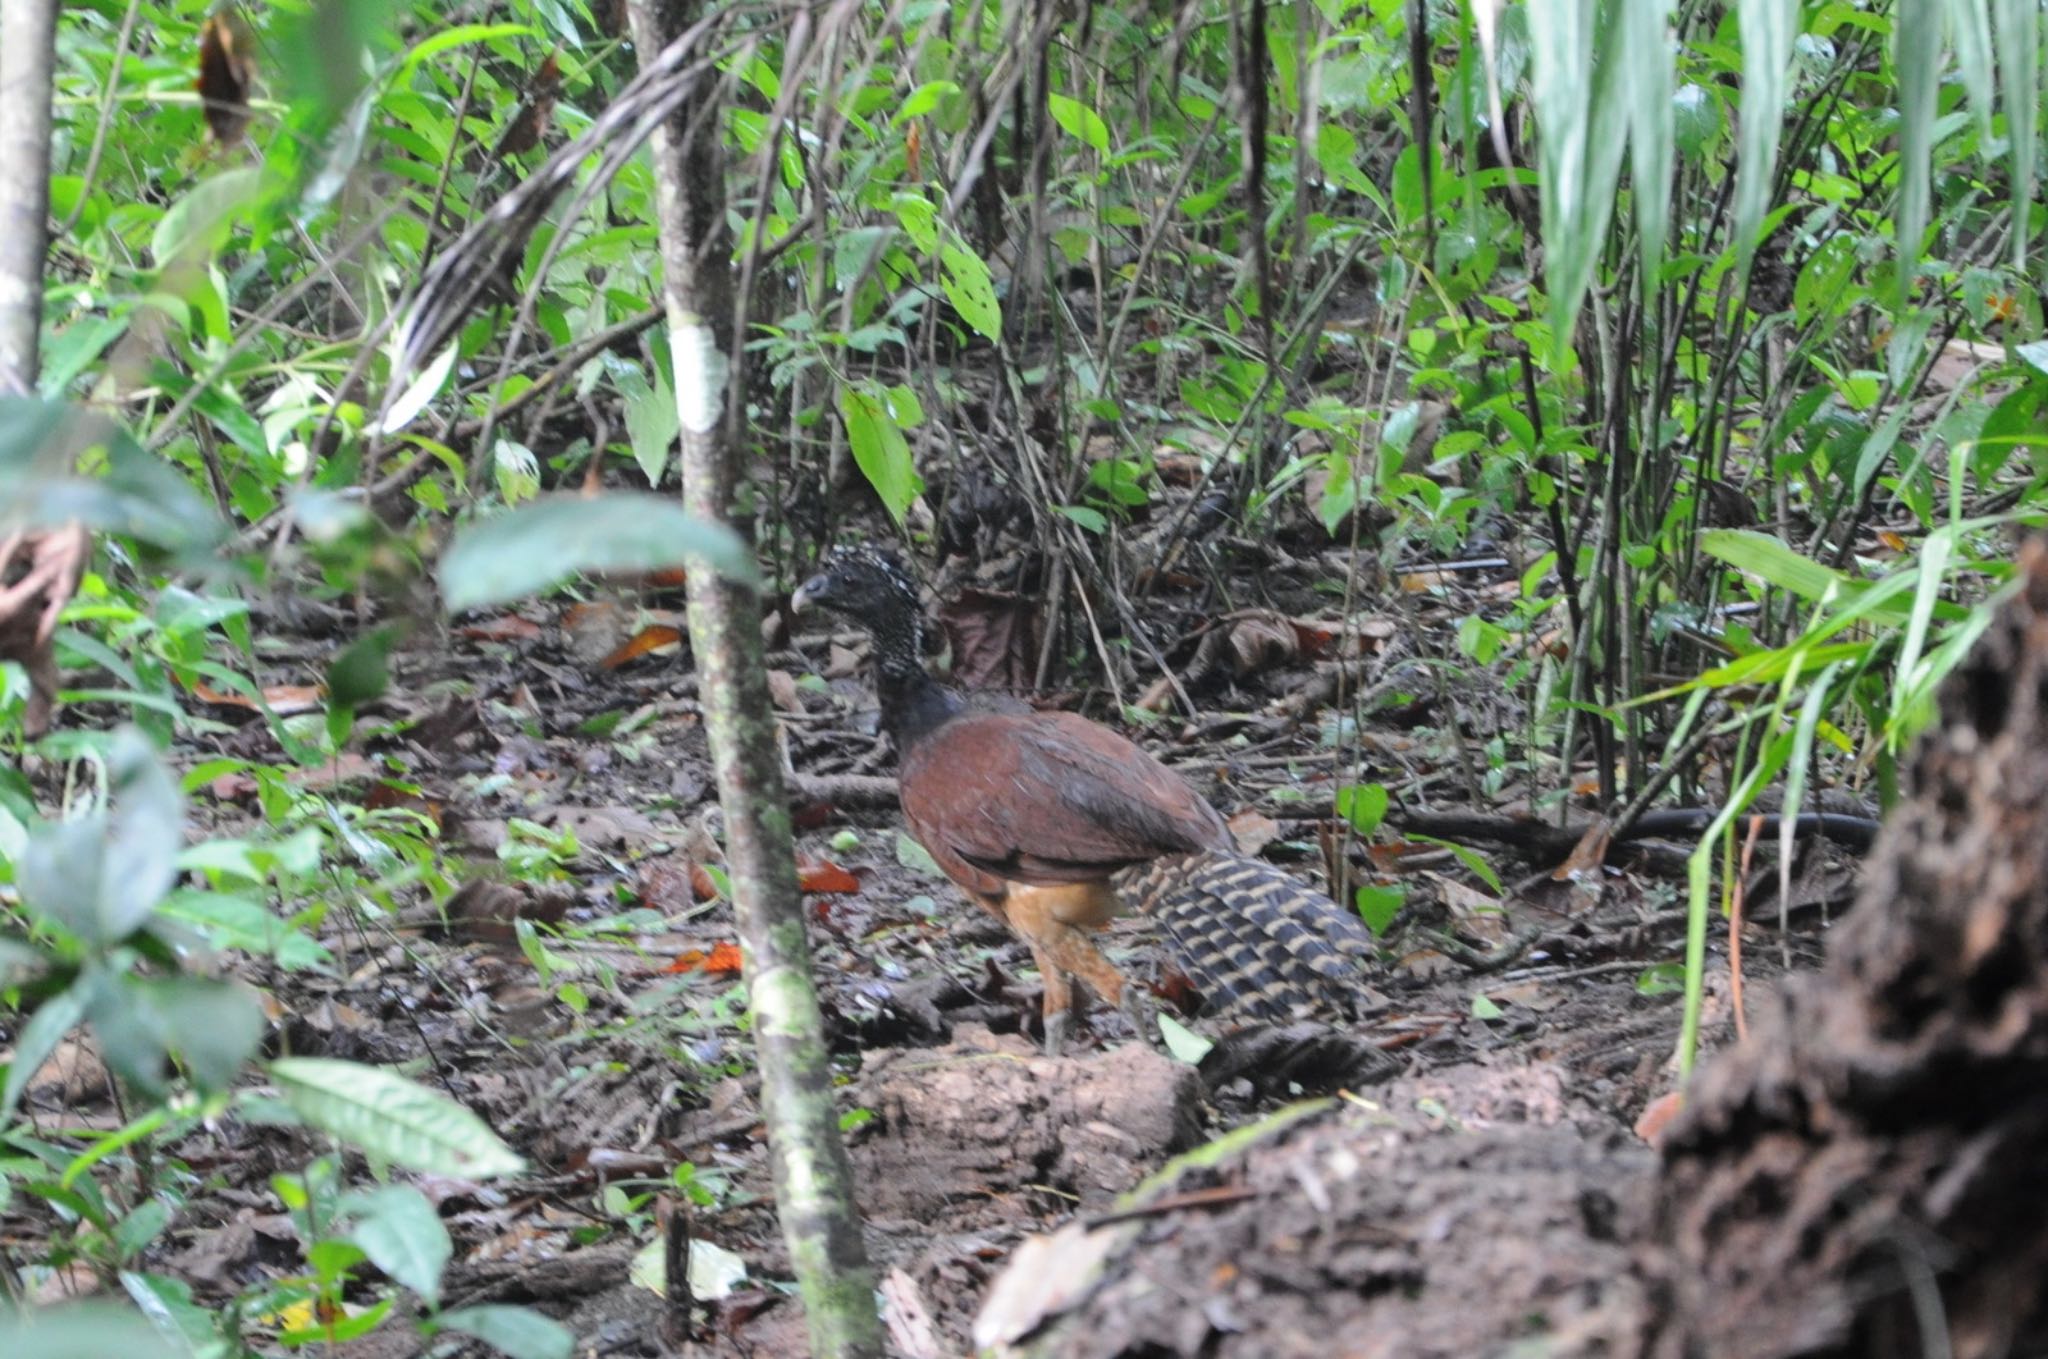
2 0 2042 1354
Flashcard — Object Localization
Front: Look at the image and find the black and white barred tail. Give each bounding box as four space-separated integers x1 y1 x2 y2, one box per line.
1114 852 1376 1023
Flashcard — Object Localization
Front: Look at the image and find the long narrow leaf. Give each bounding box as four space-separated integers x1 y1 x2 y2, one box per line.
1623 0 1678 290
1731 0 1795 283
1894 0 1941 306
1946 0 1995 151
1993 0 2038 266
1528 0 1597 338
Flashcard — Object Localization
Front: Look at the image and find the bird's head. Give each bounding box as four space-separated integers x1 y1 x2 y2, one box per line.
790 544 923 639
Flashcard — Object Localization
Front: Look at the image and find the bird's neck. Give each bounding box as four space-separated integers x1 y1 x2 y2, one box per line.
870 619 965 753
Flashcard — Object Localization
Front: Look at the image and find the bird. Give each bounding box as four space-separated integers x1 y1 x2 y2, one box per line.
791 544 1376 1054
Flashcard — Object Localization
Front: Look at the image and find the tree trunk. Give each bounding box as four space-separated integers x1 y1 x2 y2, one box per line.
621 4 883 1356
0 0 58 393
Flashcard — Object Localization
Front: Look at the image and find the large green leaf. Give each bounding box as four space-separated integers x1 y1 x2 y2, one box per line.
346 1185 452 1306
270 1057 525 1177
839 385 924 526
0 399 222 556
17 729 182 947
0 1304 183 1359
436 1305 573 1359
437 493 757 612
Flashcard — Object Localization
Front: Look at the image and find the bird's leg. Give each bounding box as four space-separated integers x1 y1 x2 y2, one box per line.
1118 982 1164 1051
1029 939 1079 1057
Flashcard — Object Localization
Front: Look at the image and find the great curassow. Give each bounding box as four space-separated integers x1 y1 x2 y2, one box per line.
791 545 1375 1054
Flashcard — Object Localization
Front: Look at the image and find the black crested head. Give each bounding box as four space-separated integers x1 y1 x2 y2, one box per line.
791 544 922 631
791 543 934 695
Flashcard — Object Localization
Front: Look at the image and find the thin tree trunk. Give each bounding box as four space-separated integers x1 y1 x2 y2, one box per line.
0 0 58 393
622 4 884 1356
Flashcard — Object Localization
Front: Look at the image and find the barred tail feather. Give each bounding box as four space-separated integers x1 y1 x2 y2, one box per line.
1114 852 1374 1022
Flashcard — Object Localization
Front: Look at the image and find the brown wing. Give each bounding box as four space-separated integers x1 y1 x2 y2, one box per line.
899 711 1230 894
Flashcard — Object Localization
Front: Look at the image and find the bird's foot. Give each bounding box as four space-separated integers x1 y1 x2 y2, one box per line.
1119 986 1166 1052
1042 1009 1073 1058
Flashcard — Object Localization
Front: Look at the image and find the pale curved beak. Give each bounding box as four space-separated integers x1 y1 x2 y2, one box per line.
790 576 828 613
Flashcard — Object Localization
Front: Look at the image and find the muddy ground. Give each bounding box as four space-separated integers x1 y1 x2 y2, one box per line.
7 544 1869 1356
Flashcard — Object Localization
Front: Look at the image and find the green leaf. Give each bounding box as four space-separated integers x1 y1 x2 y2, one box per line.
328 625 403 709
1636 962 1685 996
1047 93 1111 152
0 1304 178 1359
1 990 87 1122
436 1305 573 1359
151 168 260 267
380 339 459 434
1055 504 1108 533
270 1057 526 1177
493 439 541 506
346 1185 451 1306
19 729 181 947
1333 783 1389 836
1470 993 1504 1020
1622 0 1678 289
1994 0 2037 268
1894 0 1939 304
840 385 924 526
894 80 961 123
1699 529 1851 603
438 493 757 612
938 240 1002 342
1353 884 1405 935
1731 0 1795 281
87 976 264 1097
619 362 680 487
894 832 943 878
0 398 223 555
1156 1012 1214 1064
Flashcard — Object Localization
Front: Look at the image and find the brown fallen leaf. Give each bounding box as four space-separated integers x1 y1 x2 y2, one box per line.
1635 1090 1684 1146
938 588 1038 691
189 679 327 716
797 858 861 895
1226 809 1281 856
600 622 688 670
458 615 543 643
667 940 744 975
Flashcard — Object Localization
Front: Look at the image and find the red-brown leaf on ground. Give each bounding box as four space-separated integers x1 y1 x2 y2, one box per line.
1634 1089 1684 1146
792 800 838 831
1554 818 1613 879
457 615 543 643
938 588 1038 691
689 863 721 902
667 941 745 976
188 680 327 716
600 624 684 670
363 783 444 830
797 858 861 895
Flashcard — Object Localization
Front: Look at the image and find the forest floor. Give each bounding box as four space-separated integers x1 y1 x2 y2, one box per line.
14 542 1869 1356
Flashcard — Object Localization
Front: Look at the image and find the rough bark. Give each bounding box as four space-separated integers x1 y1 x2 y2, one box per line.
622 3 883 1356
0 0 58 392
1651 536 2048 1358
